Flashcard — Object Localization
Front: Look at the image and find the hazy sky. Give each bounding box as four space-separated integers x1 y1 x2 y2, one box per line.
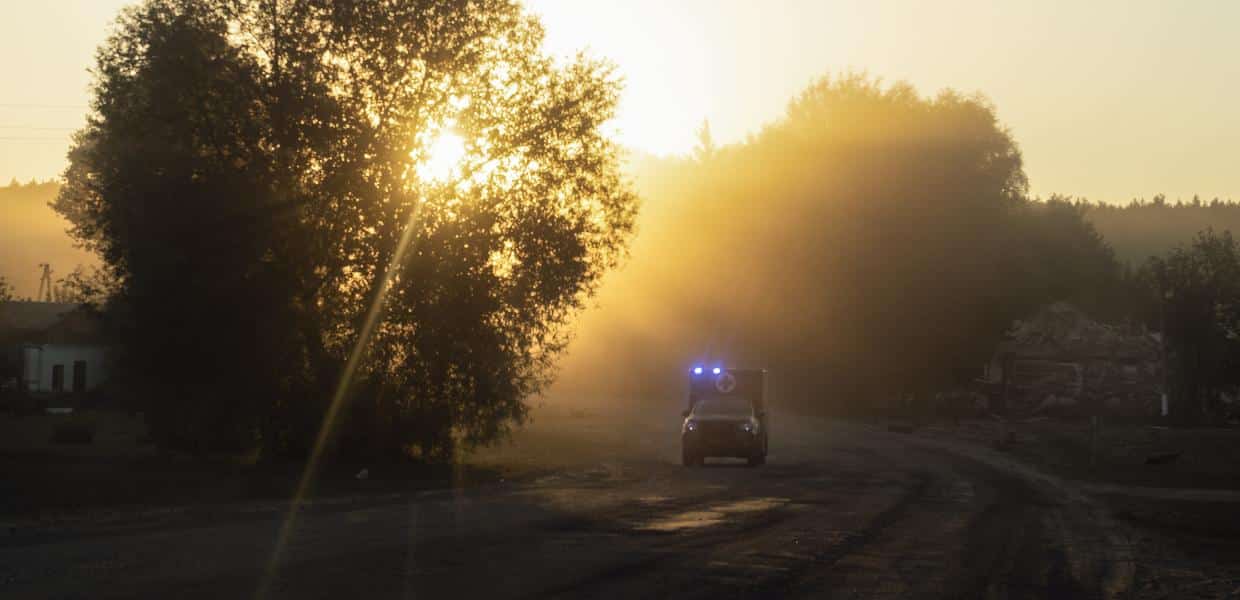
2 0 1237 203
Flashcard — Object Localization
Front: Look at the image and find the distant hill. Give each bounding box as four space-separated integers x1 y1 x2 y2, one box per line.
1081 195 1240 267
0 180 98 298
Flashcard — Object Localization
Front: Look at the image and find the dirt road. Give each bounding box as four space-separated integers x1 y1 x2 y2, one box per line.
0 416 1174 598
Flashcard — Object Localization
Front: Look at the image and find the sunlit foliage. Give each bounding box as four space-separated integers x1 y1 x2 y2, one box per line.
55 0 637 458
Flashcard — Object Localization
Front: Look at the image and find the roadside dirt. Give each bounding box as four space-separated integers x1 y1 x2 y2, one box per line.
909 419 1240 598
8 410 1222 598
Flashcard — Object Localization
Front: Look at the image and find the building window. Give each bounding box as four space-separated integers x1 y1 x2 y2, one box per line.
73 361 87 393
52 364 65 392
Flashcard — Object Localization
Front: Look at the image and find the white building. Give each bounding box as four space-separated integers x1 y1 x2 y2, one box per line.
0 301 110 395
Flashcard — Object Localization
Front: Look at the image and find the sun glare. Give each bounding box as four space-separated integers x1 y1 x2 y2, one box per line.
417 131 467 181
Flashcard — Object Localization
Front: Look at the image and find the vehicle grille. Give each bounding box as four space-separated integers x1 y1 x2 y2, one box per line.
697 421 741 439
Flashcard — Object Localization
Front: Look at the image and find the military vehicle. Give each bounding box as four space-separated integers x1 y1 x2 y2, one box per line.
681 367 768 466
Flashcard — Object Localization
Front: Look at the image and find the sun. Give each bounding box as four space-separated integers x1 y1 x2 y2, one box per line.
417 130 467 181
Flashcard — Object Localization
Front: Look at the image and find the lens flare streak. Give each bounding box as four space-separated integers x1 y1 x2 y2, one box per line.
256 205 424 600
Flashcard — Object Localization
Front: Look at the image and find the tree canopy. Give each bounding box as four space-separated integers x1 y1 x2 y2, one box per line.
55 0 637 458
1140 230 1240 422
554 74 1122 412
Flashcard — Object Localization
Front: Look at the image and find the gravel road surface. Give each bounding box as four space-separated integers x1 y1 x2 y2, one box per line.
0 417 1176 599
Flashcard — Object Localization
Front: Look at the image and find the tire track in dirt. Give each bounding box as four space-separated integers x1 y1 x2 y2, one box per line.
899 438 1136 599
533 446 932 599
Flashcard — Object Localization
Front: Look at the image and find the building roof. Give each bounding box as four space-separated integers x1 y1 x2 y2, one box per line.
0 301 81 332
0 301 101 345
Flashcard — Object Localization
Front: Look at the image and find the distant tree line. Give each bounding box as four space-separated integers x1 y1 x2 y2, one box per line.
1078 194 1240 266
1 178 61 201
0 179 100 298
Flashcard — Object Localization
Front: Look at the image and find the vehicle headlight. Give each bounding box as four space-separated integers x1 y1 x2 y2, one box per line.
740 421 757 433
685 420 697 432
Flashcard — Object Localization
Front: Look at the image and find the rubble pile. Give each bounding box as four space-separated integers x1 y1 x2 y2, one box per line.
997 303 1164 417
1007 302 1159 358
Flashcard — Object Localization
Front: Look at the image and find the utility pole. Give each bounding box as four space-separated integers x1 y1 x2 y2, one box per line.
36 263 54 302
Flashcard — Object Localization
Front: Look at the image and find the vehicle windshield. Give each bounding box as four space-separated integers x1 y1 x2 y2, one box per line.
692 396 754 417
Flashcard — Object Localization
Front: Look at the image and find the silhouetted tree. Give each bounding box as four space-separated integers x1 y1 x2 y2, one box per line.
1141 230 1240 423
693 119 716 163
1007 196 1129 321
0 275 12 302
54 265 118 308
55 0 637 459
554 74 1123 414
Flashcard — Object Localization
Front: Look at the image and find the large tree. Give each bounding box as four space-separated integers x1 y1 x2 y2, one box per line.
56 0 637 458
1142 230 1240 423
554 74 1123 413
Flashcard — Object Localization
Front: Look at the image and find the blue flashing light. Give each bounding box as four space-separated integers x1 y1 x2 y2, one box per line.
692 367 703 375
713 367 722 375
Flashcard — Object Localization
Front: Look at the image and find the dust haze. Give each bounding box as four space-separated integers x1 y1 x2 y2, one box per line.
551 75 1123 415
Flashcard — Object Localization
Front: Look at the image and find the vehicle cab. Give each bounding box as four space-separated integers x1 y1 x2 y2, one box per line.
681 367 768 466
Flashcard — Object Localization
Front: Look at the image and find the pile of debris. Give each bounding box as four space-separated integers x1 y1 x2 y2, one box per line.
993 303 1164 417
1007 302 1159 358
